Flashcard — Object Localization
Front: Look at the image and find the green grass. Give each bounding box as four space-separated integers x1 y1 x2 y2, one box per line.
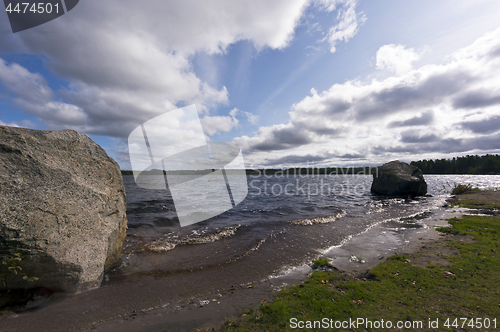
450 183 480 195
455 199 500 210
215 206 500 331
311 258 331 269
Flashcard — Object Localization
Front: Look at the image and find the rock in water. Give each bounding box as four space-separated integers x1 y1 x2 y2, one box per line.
0 126 127 292
371 160 427 196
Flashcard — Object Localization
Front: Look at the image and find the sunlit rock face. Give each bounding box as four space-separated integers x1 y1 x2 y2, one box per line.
0 126 127 293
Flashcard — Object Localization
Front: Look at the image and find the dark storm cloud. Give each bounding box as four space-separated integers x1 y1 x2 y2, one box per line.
466 132 500 150
338 153 365 159
355 71 474 121
371 134 500 156
251 125 313 151
452 90 500 109
419 138 463 154
372 137 464 155
460 115 500 134
370 144 417 155
400 131 439 143
298 120 347 137
323 98 351 115
388 111 434 127
265 153 329 166
77 122 139 138
488 45 500 59
265 151 367 166
313 127 340 136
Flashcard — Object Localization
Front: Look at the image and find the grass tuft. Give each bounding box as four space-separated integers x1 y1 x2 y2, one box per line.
450 183 480 195
311 258 331 269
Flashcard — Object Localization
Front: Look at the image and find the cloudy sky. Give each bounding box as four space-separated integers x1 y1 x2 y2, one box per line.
1 0 500 169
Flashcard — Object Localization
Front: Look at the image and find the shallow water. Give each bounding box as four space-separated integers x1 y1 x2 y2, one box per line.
3 175 500 332
107 174 500 285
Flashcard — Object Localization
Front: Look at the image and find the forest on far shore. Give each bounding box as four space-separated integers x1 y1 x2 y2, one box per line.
120 154 500 175
410 154 500 175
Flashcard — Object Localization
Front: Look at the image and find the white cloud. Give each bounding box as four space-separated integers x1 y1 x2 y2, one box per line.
201 115 239 136
305 45 321 52
0 59 90 128
0 60 52 102
0 119 36 128
0 0 367 146
317 0 366 53
245 112 259 125
235 28 500 167
229 108 259 125
376 44 422 75
0 0 316 137
229 108 239 117
0 0 370 171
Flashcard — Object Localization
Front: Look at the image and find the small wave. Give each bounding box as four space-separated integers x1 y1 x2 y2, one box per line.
249 238 266 252
399 210 433 223
146 241 177 252
388 198 406 204
289 210 346 225
146 225 240 252
186 226 239 244
366 198 405 208
367 207 384 214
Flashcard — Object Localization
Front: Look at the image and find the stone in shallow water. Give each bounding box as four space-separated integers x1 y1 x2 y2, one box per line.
0 126 127 293
371 160 427 196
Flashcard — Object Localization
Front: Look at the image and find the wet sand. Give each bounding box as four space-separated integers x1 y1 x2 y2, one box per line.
322 206 466 273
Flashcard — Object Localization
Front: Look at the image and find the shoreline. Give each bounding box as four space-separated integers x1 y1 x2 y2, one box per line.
86 196 466 332
214 190 500 332
0 192 491 332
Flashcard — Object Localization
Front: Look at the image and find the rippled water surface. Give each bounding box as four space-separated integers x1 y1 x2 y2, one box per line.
7 174 500 332
108 174 500 289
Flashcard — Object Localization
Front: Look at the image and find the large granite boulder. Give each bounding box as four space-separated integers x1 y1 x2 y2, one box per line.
0 126 127 292
371 160 427 196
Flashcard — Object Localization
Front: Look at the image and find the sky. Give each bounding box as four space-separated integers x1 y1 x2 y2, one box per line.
1 0 500 170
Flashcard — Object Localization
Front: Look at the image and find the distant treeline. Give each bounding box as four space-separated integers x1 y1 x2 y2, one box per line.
120 155 500 176
410 154 500 175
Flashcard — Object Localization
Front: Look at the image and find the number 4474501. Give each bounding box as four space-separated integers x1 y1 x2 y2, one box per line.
5 2 60 14
443 318 497 329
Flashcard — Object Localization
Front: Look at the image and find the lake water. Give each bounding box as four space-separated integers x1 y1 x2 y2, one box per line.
106 174 500 295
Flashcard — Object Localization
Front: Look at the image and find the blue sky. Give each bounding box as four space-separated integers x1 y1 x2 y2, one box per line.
1 0 500 169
